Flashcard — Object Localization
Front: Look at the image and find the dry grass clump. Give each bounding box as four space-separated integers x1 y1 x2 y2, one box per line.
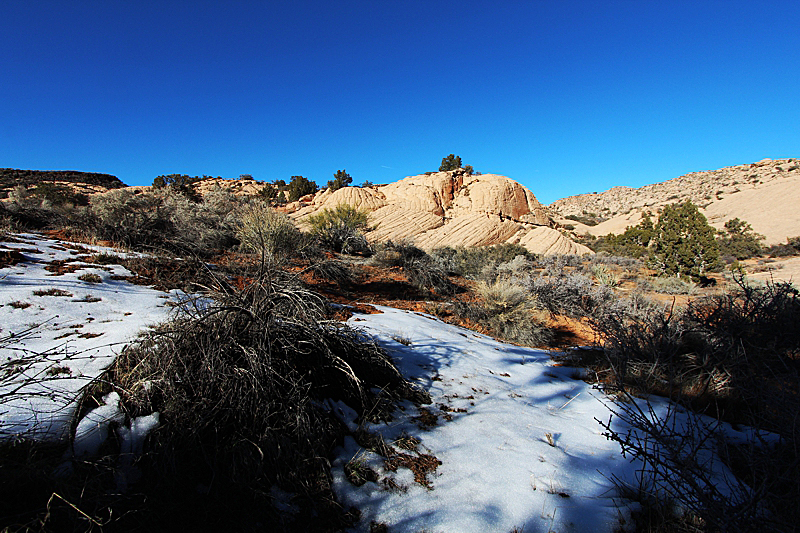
77 272 102 283
454 280 552 346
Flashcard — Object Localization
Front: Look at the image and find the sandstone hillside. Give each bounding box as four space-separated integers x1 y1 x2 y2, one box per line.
549 158 800 245
287 170 592 256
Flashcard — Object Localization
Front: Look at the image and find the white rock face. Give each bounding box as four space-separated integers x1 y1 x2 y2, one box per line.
289 170 591 256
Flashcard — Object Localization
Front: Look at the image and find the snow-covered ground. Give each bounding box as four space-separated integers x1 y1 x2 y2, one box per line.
0 233 180 438
332 306 638 532
1 232 766 532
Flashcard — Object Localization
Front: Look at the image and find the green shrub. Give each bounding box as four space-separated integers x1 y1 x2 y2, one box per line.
287 175 318 202
28 182 88 207
439 154 462 171
766 236 800 257
306 204 371 255
716 218 764 260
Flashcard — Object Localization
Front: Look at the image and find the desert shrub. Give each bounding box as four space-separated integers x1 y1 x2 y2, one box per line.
595 275 800 412
372 241 454 295
91 188 176 248
594 277 800 531
28 182 88 208
564 213 601 226
495 254 535 282
327 169 352 192
166 185 241 254
439 154 462 171
90 187 241 255
306 204 371 255
237 204 304 262
453 280 552 346
591 264 619 287
644 275 698 295
716 218 764 260
533 254 584 276
287 175 318 202
430 243 532 280
1 187 72 230
528 271 615 318
765 236 800 257
151 173 202 201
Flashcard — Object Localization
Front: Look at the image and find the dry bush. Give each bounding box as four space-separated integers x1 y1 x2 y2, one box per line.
594 277 800 532
91 188 175 248
236 203 305 261
91 187 242 256
528 271 615 318
430 243 532 281
372 241 455 295
104 269 426 529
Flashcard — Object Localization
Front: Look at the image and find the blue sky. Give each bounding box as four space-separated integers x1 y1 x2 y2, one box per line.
2 1 798 204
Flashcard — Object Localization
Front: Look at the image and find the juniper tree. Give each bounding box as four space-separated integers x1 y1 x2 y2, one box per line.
651 201 719 278
287 176 318 202
327 169 352 192
439 154 462 171
716 217 764 260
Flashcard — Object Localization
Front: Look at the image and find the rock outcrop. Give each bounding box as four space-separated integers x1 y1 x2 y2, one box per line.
549 158 800 245
288 170 591 256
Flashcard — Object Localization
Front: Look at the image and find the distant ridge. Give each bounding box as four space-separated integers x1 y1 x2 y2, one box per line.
549 158 800 245
0 169 127 198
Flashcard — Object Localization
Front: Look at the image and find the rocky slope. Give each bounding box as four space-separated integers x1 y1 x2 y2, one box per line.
549 158 800 245
287 170 591 256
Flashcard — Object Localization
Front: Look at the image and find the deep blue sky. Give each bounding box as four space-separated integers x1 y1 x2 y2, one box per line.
2 1 798 204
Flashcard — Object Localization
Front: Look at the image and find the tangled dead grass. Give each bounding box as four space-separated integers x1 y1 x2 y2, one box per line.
2 262 430 532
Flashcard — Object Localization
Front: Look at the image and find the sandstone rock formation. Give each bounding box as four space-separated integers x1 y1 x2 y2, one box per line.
288 170 592 256
193 176 265 197
550 158 800 245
